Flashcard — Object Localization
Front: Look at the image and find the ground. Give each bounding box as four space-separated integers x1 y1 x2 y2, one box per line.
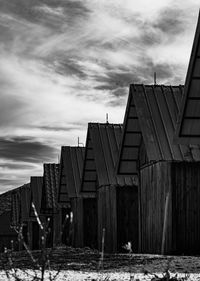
0 247 200 280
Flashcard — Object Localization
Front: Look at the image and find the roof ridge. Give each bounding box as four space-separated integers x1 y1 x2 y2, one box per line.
131 83 184 88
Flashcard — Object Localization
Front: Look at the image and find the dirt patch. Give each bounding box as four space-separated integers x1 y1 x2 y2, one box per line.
1 246 200 274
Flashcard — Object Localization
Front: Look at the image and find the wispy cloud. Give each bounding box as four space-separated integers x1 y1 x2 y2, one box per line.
0 0 199 192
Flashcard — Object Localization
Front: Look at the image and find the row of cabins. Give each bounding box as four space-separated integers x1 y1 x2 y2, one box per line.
1 13 200 255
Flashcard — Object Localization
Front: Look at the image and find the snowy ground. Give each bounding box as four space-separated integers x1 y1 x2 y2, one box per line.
0 270 199 281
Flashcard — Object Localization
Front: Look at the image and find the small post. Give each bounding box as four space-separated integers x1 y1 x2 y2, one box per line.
106 113 109 124
154 72 157 85
78 137 84 147
161 192 170 255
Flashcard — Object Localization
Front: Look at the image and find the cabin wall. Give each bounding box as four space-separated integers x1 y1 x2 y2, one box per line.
0 212 18 252
83 197 97 249
71 197 83 247
140 161 172 254
52 210 62 247
98 185 138 253
172 162 200 255
98 186 117 253
59 207 71 246
117 186 138 252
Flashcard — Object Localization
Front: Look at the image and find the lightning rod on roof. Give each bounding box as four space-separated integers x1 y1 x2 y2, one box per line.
78 137 84 147
106 113 109 124
154 72 157 85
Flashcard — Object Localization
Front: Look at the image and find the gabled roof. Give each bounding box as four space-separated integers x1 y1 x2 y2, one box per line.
82 123 137 189
30 177 43 217
58 146 85 201
41 163 59 213
118 84 200 171
176 12 200 144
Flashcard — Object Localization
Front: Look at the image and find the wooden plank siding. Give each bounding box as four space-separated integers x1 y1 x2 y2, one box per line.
140 162 172 254
71 197 83 247
140 161 200 255
98 186 117 252
83 198 97 249
98 185 138 253
172 162 200 255
117 186 139 252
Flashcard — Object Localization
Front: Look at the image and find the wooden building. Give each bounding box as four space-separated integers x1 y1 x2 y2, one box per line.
118 83 200 255
40 163 60 247
11 183 31 249
0 189 19 252
58 146 85 247
29 176 44 250
83 123 138 253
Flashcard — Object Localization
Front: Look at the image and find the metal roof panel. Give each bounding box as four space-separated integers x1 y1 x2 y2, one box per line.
59 146 85 199
176 12 200 143
132 84 200 162
89 123 138 187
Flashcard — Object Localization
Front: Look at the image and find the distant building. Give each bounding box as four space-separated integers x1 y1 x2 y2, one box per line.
83 123 138 253
0 187 21 252
58 146 85 247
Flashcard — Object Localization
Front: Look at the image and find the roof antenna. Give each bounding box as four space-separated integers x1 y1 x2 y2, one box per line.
78 137 84 147
106 113 109 124
154 72 157 85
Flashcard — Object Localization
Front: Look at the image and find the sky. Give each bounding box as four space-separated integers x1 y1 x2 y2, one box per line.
0 0 199 193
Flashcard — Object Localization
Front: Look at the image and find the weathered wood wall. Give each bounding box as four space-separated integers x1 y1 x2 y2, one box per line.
83 198 97 249
98 186 117 253
172 162 200 255
140 161 172 254
0 211 18 252
71 197 83 248
117 186 138 252
140 161 200 255
98 185 138 253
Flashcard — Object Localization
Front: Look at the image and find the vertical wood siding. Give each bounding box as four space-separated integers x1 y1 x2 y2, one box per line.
140 162 172 254
71 198 83 247
83 198 97 249
172 162 200 254
117 186 138 252
98 186 117 253
98 185 138 253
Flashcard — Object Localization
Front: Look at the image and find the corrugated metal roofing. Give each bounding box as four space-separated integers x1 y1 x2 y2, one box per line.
30 177 43 217
87 123 138 188
132 84 200 162
176 12 200 144
42 163 59 212
58 146 85 200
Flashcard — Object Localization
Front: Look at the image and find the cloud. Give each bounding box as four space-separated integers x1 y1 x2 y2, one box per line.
0 0 199 192
0 137 58 163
